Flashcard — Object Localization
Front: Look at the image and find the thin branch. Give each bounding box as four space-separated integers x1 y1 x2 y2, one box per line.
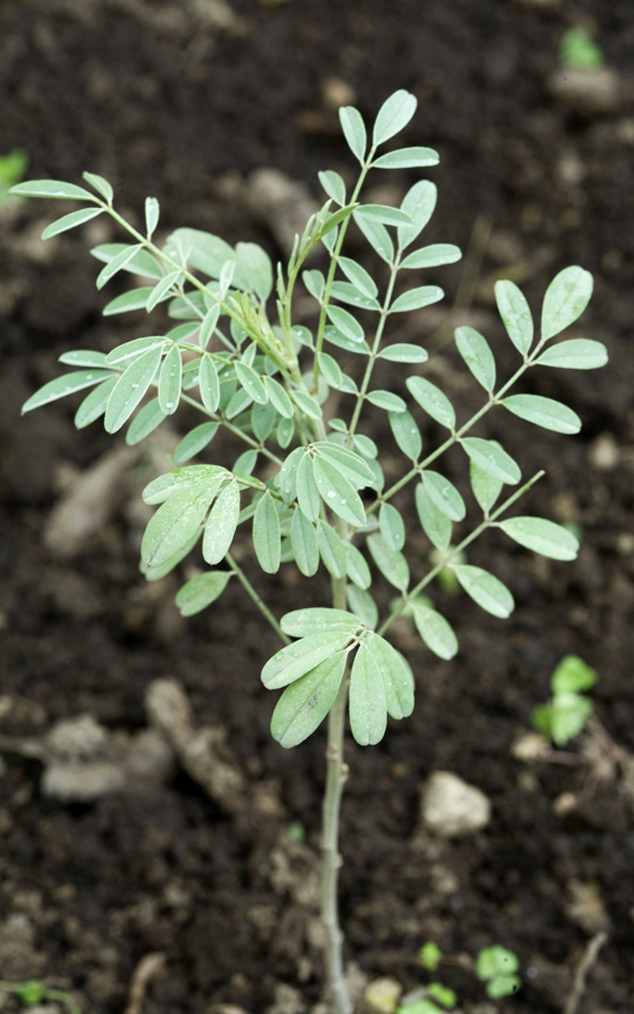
563 932 608 1014
225 552 290 645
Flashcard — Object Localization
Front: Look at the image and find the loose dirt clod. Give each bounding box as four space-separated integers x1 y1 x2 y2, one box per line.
421 771 491 837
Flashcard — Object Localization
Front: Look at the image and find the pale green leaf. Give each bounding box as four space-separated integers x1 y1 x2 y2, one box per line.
541 266 593 341
261 631 353 690
551 655 597 694
158 344 182 415
145 197 160 237
142 465 224 505
422 471 465 522
379 344 429 364
318 351 343 388
233 449 257 475
462 437 521 485
235 361 267 404
199 304 220 349
318 170 347 206
355 204 413 227
251 400 277 442
534 339 608 370
271 652 347 748
264 376 294 418
455 326 496 391
398 180 437 250
291 389 322 420
103 287 156 315
41 206 103 240
296 453 320 522
367 534 409 591
353 211 394 264
141 486 213 568
253 491 281 573
347 586 378 629
415 483 452 551
96 243 144 290
372 89 417 146
235 242 273 301
329 280 381 312
379 503 405 551
324 325 371 356
82 172 113 202
389 410 422 460
74 377 117 429
313 457 367 527
453 564 514 618
278 447 304 500
407 376 455 429
290 508 319 577
502 394 581 434
303 269 325 302
142 530 200 582
22 369 114 414
337 256 378 298
346 542 372 590
390 285 443 313
281 608 360 638
126 398 166 445
317 520 347 578
91 243 163 280
372 147 439 169
175 570 232 616
401 244 462 269
495 279 533 355
146 270 181 312
366 634 415 719
349 644 387 746
499 516 579 561
105 335 167 366
105 345 163 433
202 481 240 564
412 603 458 660
10 179 96 201
339 105 367 162
326 305 365 344
470 460 503 514
367 390 407 413
174 422 218 464
313 443 376 488
199 355 220 413
59 349 107 368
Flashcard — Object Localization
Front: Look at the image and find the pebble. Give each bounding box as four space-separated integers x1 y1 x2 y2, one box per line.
548 67 621 116
421 771 491 837
363 977 402 1013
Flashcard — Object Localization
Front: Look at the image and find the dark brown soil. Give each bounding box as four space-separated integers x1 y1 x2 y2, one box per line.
1 1 634 1012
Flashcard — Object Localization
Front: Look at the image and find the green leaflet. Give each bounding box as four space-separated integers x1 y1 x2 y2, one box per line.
74 376 118 429
330 280 381 313
103 288 155 315
83 171 113 203
235 361 267 404
312 442 376 489
22 369 114 414
104 335 166 366
551 655 597 694
91 243 163 280
312 456 367 527
271 652 347 749
372 89 417 146
264 376 294 418
365 634 415 720
415 482 452 551
319 170 347 206
501 394 581 434
455 326 496 391
199 304 220 349
461 438 521 485
389 410 422 460
158 344 183 415
422 470 466 522
338 256 378 298
379 344 429 364
173 423 218 464
406 377 455 429
398 180 437 250
141 485 216 569
534 339 608 370
10 179 96 201
470 459 503 514
96 243 144 290
202 481 241 564
175 570 232 617
412 603 458 660
125 398 167 445
236 241 273 301
400 244 462 269
59 349 108 368
292 511 320 575
499 517 579 561
146 270 181 312
326 305 366 345
143 466 225 505
199 355 220 414
345 542 372 590
142 530 200 582
318 520 347 579
367 390 407 413
453 564 514 618
339 105 367 163
279 447 303 501
281 608 361 638
296 452 320 522
261 631 353 690
145 196 160 236
495 279 533 355
41 206 103 240
540 265 593 341
353 211 394 264
379 503 405 551
349 643 387 746
372 147 439 170
347 586 378 629
367 534 409 591
253 491 281 574
390 286 444 314
355 204 413 227
105 345 164 433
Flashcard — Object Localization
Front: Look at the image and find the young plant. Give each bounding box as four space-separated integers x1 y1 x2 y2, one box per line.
559 27 605 70
0 148 28 211
391 942 519 1012
532 655 598 747
0 978 80 1014
12 90 607 1013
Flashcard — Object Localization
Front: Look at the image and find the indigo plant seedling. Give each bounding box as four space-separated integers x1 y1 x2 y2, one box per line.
13 90 607 1013
532 655 598 746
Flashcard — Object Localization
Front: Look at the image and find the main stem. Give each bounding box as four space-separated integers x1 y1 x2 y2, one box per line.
321 551 352 1014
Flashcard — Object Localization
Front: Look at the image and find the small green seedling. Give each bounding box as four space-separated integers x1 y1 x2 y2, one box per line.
532 655 598 746
12 90 606 1013
418 941 442 973
475 946 521 999
398 983 456 1014
559 27 605 70
0 148 28 210
0 979 80 1014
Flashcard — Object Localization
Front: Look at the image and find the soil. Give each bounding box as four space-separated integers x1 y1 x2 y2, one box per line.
1 1 634 1012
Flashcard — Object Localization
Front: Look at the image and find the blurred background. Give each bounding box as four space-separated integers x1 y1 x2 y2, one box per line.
0 1 633 1013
